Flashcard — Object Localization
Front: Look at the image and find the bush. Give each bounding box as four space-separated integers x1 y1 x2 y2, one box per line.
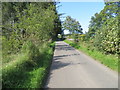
93 17 119 55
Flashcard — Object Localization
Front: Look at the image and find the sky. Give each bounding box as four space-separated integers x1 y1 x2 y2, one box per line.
57 2 105 34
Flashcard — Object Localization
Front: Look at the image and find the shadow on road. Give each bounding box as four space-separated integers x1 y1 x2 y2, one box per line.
45 41 81 88
53 54 80 61
51 60 71 70
45 53 81 88
44 59 71 88
55 44 75 51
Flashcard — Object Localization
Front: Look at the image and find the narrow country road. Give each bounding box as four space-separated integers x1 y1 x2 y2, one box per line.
45 41 118 88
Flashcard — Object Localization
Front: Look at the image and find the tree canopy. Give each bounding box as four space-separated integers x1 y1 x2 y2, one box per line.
2 2 62 56
86 2 119 54
63 16 83 34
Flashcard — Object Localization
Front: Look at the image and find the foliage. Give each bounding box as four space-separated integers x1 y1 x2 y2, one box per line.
63 16 83 34
94 17 119 54
63 2 119 72
2 1 61 88
63 16 83 42
2 2 61 57
2 41 54 88
86 2 120 55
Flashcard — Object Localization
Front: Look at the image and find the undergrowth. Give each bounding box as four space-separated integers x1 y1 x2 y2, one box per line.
2 41 55 88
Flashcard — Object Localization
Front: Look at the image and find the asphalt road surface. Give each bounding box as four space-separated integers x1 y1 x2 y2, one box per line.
45 41 118 88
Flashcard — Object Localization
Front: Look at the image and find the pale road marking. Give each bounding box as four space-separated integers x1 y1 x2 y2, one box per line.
45 41 118 88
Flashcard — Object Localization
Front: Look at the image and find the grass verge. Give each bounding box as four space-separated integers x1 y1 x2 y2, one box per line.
64 40 118 71
2 41 55 88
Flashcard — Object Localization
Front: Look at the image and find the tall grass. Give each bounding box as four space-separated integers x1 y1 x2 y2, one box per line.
2 41 55 88
64 40 118 71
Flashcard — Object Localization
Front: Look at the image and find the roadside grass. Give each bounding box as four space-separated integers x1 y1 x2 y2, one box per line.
2 41 55 88
64 40 118 71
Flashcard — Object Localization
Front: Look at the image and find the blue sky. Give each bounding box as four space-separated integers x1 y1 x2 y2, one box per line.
57 2 105 34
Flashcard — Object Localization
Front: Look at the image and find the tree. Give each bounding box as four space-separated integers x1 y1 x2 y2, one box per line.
86 2 120 54
63 16 83 34
2 1 62 56
63 16 83 42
